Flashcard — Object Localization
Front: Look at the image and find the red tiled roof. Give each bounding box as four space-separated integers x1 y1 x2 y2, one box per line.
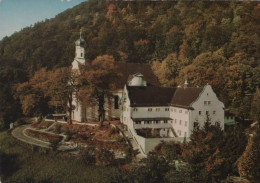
171 87 204 108
114 63 160 89
127 86 176 107
127 86 204 108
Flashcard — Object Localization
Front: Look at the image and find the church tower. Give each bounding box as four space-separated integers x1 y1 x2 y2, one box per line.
72 30 86 70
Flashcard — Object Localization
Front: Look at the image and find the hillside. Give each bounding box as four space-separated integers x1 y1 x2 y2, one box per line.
0 1 259 125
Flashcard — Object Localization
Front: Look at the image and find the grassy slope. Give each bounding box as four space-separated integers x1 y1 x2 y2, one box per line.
0 131 120 183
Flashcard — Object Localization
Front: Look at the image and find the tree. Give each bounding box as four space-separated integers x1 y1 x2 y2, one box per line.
251 89 260 121
181 117 225 182
46 67 78 124
237 125 260 182
78 55 118 128
14 67 78 124
152 53 183 87
13 68 51 118
130 153 170 183
220 125 247 176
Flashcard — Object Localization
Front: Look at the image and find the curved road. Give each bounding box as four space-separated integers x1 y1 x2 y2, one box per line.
11 125 75 151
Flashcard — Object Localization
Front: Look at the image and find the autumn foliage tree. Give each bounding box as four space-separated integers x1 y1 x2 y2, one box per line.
237 125 260 182
14 68 51 118
181 118 225 182
78 55 118 127
14 67 77 124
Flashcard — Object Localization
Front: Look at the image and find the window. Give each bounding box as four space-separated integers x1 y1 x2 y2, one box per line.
179 131 181 136
155 120 159 124
133 108 138 112
204 101 207 105
179 120 182 125
184 132 187 137
174 109 177 112
175 119 177 124
213 111 216 115
114 96 119 109
171 108 173 112
179 110 182 113
206 111 209 115
156 108 160 112
164 120 167 124
165 108 169 111
171 120 173 124
81 52 83 57
185 121 187 127
199 111 202 115
135 121 141 124
148 108 152 111
208 101 211 105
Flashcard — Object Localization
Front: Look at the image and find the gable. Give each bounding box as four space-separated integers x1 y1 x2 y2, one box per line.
171 87 204 108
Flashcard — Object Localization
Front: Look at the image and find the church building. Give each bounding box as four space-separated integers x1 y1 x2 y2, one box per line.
70 34 160 122
70 34 225 154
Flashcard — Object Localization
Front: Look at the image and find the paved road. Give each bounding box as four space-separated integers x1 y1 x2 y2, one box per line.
11 125 75 151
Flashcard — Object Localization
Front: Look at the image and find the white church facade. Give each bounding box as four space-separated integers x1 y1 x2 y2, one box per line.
70 34 160 122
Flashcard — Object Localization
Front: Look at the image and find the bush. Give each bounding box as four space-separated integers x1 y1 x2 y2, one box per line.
61 126 70 135
49 138 61 151
53 124 62 134
14 118 26 127
109 127 119 135
0 119 6 131
95 148 115 166
80 146 96 164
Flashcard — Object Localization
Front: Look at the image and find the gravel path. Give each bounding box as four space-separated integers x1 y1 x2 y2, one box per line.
11 124 76 151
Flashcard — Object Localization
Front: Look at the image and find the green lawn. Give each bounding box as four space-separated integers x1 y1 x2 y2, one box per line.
0 131 122 183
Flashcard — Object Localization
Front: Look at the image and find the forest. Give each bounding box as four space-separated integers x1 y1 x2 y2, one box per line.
0 1 259 128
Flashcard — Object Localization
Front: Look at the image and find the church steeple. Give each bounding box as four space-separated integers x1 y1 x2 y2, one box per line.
72 29 86 70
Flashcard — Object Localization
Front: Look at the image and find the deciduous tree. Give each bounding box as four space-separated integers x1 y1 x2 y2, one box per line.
78 55 118 128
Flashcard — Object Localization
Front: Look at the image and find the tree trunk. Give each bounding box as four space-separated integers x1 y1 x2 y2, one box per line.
98 109 105 128
67 92 73 125
98 93 105 129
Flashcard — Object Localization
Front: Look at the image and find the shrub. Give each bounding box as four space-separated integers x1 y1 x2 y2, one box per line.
0 119 6 131
14 118 26 127
95 148 115 166
49 138 61 151
80 146 96 164
61 126 70 135
53 124 62 134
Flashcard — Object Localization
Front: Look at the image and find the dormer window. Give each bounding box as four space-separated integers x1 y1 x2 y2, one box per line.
148 108 152 112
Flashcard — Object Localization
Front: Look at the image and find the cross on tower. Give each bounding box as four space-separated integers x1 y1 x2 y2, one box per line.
80 28 82 39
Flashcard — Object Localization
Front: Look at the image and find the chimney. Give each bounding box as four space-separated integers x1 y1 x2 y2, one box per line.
184 79 188 88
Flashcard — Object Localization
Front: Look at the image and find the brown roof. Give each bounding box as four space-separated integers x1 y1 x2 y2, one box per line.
171 87 204 108
127 86 176 107
127 86 204 109
114 63 160 89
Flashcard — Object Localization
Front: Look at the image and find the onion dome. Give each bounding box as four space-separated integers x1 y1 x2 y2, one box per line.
75 37 86 48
